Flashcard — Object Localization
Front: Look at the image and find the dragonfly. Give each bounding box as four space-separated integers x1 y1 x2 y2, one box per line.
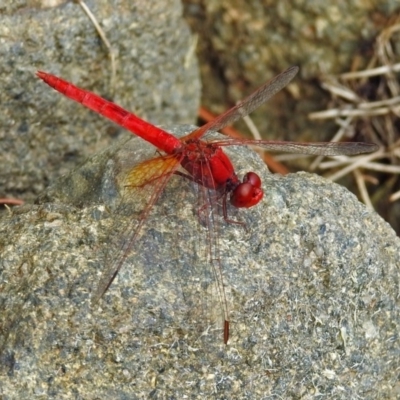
36 66 378 343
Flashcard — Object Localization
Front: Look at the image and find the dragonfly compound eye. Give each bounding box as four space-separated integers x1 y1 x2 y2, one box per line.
230 179 263 208
243 172 262 189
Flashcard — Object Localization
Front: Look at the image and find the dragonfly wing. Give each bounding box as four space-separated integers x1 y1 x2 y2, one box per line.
124 154 182 187
93 154 181 304
182 66 299 141
191 181 232 343
213 139 379 156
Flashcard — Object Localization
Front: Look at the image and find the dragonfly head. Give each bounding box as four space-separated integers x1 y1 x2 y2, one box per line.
230 172 263 208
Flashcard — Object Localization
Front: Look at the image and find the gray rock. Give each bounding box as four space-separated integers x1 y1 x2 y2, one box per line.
1 126 399 399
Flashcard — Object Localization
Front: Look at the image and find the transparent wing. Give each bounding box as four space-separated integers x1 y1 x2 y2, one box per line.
212 139 379 156
93 154 181 304
183 66 299 141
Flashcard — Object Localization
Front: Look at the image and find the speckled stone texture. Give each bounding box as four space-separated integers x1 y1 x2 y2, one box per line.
0 0 200 202
1 126 399 399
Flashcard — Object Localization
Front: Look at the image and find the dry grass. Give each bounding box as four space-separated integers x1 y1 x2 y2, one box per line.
306 15 400 233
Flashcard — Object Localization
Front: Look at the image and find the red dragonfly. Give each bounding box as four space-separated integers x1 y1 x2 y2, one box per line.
37 66 378 343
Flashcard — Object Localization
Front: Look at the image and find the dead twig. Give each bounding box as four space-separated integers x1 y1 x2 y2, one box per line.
75 0 117 94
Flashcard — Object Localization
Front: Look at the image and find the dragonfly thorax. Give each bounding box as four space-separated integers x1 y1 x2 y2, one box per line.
179 140 263 209
179 140 238 190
